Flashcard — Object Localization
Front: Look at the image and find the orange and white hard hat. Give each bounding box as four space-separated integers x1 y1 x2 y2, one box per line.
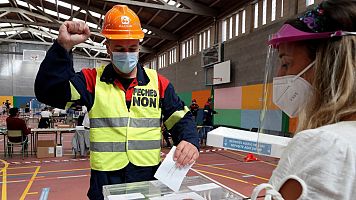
101 5 144 40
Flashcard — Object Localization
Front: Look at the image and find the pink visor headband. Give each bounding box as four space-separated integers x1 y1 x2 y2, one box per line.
268 24 356 46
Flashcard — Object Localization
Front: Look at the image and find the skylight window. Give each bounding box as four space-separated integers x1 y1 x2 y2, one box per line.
45 0 56 4
0 0 9 4
51 30 59 35
73 18 85 23
80 9 87 14
87 22 98 28
16 0 28 7
58 13 70 20
147 30 152 34
142 28 148 33
0 32 6 35
89 11 101 19
168 0 176 6
0 23 11 27
43 8 58 17
6 31 17 34
57 0 79 10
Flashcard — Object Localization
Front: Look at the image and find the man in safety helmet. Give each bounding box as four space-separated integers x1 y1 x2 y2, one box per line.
35 5 199 200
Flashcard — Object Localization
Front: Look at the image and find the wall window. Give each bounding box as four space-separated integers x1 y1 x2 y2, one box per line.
228 16 233 39
168 48 177 65
242 10 246 34
271 0 276 21
221 19 227 42
254 3 259 29
281 0 284 17
158 53 167 69
235 13 239 36
181 37 195 59
143 62 150 68
262 0 267 25
150 59 157 70
198 28 211 52
306 0 314 6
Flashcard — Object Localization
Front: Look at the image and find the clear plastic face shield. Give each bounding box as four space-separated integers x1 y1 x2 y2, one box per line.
255 24 356 159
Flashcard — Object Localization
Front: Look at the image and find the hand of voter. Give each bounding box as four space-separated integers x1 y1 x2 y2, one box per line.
58 21 91 52
174 140 199 168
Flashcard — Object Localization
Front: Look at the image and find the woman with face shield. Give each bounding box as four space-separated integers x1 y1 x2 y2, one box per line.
252 0 356 199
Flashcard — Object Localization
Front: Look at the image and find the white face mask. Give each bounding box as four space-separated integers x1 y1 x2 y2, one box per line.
272 60 315 118
112 52 139 74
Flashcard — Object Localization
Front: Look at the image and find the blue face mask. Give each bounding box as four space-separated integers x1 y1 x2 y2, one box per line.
112 52 139 74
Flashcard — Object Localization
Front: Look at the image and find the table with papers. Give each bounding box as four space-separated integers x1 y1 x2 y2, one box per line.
103 175 244 200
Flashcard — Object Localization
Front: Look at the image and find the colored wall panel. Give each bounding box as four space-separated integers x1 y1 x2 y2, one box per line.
192 90 211 108
214 87 242 109
0 96 13 107
289 117 298 133
266 83 279 110
214 109 241 127
241 84 278 110
177 92 192 107
241 84 263 110
13 96 34 108
241 110 282 132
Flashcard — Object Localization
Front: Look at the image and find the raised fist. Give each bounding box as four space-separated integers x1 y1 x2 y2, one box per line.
57 21 91 52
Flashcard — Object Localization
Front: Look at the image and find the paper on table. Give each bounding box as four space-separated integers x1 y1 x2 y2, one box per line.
154 146 194 192
149 192 205 200
107 193 145 200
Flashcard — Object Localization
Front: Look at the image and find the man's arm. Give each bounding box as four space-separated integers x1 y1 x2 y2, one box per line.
35 21 94 109
159 77 199 167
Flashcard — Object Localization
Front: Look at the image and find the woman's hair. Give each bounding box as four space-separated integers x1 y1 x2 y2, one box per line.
294 0 356 131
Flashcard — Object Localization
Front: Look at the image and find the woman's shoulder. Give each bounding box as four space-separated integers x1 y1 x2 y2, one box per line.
292 121 356 150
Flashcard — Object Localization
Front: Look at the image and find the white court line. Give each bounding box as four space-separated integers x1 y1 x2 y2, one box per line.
57 174 88 179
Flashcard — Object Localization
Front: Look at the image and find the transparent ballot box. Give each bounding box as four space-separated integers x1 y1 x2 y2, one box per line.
103 176 244 200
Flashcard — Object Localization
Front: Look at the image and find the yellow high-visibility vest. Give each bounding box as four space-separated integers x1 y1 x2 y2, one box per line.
89 66 161 171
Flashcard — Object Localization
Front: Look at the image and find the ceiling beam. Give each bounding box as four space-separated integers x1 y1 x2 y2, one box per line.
0 7 54 22
25 1 60 24
58 0 178 40
102 0 217 16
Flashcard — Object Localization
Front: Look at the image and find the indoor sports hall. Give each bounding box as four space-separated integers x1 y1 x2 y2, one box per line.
1 0 351 199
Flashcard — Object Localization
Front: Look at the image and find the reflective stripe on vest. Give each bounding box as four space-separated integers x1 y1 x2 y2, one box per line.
90 140 161 152
89 66 161 171
90 117 161 128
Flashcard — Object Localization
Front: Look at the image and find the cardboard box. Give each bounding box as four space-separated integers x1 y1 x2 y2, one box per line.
37 140 56 158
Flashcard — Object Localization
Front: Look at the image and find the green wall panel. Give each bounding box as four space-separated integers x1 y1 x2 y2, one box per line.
214 109 241 127
177 92 192 106
281 112 289 133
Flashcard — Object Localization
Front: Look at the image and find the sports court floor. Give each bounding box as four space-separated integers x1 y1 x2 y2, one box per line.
0 133 278 199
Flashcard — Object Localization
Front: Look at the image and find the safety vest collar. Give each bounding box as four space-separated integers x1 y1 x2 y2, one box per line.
100 63 150 86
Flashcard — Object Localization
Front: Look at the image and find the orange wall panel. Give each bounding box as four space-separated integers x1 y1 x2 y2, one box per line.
242 84 263 109
289 117 298 134
192 90 211 108
241 84 278 110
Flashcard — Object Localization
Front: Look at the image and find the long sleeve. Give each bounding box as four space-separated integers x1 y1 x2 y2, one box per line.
161 82 199 150
35 40 95 109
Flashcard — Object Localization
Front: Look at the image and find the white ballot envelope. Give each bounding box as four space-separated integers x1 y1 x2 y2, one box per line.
154 146 194 192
